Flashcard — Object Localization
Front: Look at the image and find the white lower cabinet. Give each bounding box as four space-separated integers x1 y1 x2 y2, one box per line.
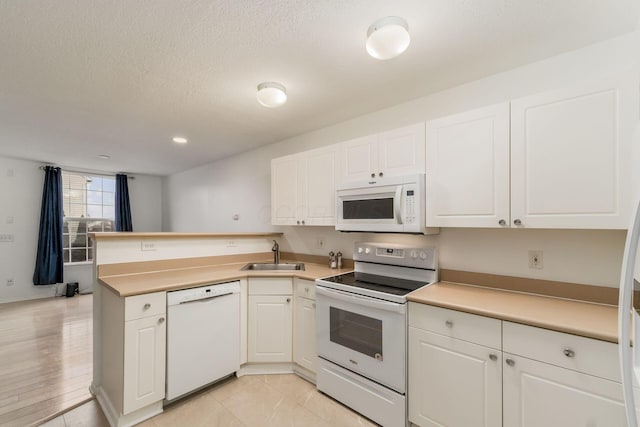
408 303 633 427
294 279 316 373
123 314 166 414
502 353 627 426
248 278 293 363
99 289 166 420
408 303 502 427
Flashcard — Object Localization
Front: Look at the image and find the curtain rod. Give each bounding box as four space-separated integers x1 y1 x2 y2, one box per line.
38 165 135 179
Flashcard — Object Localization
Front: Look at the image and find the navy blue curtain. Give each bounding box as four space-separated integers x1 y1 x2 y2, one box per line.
33 166 64 285
115 174 133 232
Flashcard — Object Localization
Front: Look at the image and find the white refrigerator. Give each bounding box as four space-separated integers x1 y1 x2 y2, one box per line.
619 123 640 427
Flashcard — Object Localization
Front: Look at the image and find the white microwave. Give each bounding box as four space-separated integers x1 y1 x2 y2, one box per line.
336 174 425 233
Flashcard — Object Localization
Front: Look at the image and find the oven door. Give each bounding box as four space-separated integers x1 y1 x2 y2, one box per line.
315 285 406 393
336 184 405 232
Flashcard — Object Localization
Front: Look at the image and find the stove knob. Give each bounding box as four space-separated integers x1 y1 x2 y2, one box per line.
357 247 364 254
410 250 418 259
365 247 371 254
419 251 427 260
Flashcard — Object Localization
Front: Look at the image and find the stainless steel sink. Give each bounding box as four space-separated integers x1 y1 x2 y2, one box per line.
241 262 305 271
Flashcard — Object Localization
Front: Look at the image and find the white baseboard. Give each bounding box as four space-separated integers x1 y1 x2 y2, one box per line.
94 386 162 427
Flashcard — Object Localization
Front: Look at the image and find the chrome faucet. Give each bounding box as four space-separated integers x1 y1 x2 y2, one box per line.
272 240 280 264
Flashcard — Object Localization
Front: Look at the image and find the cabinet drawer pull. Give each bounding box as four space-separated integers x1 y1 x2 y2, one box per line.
506 358 515 366
143 303 151 310
301 220 305 225
158 317 165 324
489 353 498 361
286 298 291 303
445 320 453 328
563 349 575 358
378 172 384 177
296 220 300 225
513 219 522 226
498 219 506 226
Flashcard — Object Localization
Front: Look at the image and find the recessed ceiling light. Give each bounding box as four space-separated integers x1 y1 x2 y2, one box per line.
97 154 111 159
172 136 188 144
256 82 287 108
366 16 411 60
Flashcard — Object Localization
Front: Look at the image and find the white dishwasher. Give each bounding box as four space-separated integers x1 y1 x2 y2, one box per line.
166 280 240 401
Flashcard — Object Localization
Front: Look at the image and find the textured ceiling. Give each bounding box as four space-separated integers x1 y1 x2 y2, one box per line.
0 0 638 176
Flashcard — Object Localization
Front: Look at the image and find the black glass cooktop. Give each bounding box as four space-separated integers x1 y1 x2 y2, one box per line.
320 272 427 296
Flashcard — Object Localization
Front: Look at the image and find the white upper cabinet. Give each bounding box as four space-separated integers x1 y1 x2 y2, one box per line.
271 145 338 226
510 77 636 229
426 103 510 228
341 123 426 182
425 76 637 229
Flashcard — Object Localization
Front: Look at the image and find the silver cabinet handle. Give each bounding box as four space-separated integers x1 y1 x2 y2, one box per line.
378 172 384 177
506 358 515 366
513 219 522 226
370 173 375 178
158 317 165 324
489 353 498 361
563 349 575 358
296 220 300 225
445 320 453 328
286 297 291 303
143 303 151 310
498 219 506 226
301 220 305 225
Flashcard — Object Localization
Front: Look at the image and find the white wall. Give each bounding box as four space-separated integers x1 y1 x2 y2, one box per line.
164 31 640 288
0 155 163 303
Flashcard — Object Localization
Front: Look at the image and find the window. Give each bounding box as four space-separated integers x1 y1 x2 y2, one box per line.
62 172 115 263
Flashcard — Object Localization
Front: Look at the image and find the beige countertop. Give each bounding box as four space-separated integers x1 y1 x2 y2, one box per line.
408 281 618 343
98 261 351 297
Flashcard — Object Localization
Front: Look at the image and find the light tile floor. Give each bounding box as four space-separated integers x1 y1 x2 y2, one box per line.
40 374 380 427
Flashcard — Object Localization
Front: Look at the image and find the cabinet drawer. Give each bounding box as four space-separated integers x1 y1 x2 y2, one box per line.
503 321 620 382
248 278 293 295
295 279 316 300
408 303 501 349
124 292 166 321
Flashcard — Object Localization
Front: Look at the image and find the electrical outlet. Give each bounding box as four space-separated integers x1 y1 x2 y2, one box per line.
0 234 14 243
528 250 543 269
227 240 237 247
6 279 14 287
141 241 157 251
316 237 325 249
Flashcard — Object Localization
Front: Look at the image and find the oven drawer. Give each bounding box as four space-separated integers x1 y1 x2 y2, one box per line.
503 321 620 382
408 303 501 350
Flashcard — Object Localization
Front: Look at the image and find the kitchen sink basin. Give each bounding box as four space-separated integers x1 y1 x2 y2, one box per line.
241 262 305 271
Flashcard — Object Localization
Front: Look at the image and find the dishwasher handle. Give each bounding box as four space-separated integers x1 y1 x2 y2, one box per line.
178 292 234 305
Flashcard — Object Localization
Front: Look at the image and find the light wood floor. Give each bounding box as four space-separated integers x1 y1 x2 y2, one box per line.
0 294 93 427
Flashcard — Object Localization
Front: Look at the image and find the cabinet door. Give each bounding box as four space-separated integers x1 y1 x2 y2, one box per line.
426 103 510 228
248 295 293 363
378 123 426 177
408 327 501 427
294 297 316 373
123 314 166 414
510 76 636 229
503 353 627 426
340 134 378 182
301 145 337 225
271 154 301 225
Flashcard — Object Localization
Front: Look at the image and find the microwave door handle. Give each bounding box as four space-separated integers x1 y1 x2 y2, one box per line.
316 286 406 314
395 186 403 224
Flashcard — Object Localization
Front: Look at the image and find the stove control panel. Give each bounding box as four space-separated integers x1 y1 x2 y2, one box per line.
353 242 437 270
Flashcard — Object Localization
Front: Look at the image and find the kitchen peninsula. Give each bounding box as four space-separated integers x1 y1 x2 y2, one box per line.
90 232 352 427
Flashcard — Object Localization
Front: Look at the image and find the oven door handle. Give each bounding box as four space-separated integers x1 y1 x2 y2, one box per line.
316 286 406 314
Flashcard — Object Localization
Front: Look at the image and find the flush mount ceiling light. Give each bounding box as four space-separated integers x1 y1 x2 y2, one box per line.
256 82 287 108
97 154 111 159
366 16 411 60
172 136 188 144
